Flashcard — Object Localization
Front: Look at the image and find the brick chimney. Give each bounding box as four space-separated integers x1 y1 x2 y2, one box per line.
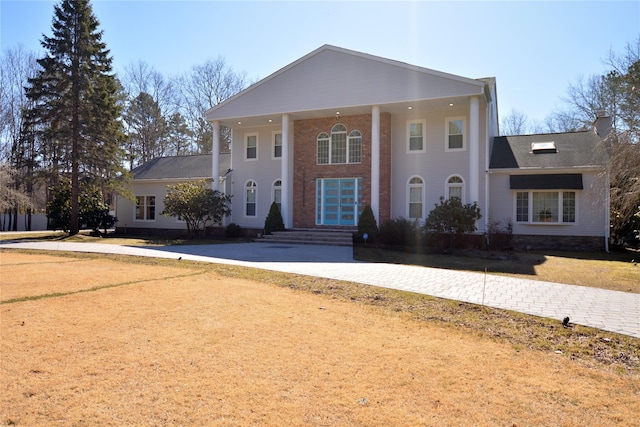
593 110 612 138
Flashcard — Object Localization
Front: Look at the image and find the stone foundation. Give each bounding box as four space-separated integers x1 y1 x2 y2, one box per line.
510 235 606 252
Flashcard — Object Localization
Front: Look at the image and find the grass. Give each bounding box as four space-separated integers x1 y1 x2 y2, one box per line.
1 251 639 426
0 230 236 247
2 248 638 373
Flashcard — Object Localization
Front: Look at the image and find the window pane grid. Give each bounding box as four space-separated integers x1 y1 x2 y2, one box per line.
516 192 529 222
348 131 362 163
331 133 347 163
563 192 576 222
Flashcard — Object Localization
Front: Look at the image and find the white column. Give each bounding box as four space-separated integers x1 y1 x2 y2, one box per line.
281 114 291 228
371 106 380 222
212 120 220 192
469 96 479 204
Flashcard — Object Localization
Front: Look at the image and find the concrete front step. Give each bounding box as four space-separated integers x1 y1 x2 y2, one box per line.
256 229 354 247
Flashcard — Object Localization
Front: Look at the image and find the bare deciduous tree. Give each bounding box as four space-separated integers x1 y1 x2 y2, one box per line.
177 57 246 153
500 109 529 135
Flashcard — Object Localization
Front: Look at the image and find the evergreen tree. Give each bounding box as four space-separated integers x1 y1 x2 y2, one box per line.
124 91 167 168
263 201 285 235
357 205 379 242
24 0 125 235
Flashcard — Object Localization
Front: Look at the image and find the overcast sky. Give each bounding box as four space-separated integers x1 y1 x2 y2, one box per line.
2 1 639 126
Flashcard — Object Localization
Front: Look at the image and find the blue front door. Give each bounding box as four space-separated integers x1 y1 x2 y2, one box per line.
316 178 362 226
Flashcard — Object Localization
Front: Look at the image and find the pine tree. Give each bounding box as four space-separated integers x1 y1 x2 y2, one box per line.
263 201 285 235
25 0 125 235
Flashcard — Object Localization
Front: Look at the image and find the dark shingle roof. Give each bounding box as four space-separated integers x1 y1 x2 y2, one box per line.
131 154 231 180
489 130 609 170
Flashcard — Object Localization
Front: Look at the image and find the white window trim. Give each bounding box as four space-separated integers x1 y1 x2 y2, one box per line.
316 124 362 165
407 175 425 220
514 190 578 225
445 116 466 152
245 132 259 161
407 119 426 153
134 194 156 222
316 132 330 165
272 131 282 160
244 180 257 218
348 130 363 164
445 174 465 202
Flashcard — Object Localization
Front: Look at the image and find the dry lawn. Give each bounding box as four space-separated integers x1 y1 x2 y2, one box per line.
1 252 639 426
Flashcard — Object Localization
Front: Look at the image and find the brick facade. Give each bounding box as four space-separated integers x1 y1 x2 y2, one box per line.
293 113 391 228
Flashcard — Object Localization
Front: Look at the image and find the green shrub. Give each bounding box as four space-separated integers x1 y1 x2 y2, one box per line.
263 202 285 235
424 197 482 248
357 205 379 242
379 217 423 247
225 223 243 238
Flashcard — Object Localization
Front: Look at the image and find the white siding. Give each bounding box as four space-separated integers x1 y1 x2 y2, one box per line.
208 47 485 121
390 101 488 229
488 171 608 237
116 182 188 231
228 125 283 229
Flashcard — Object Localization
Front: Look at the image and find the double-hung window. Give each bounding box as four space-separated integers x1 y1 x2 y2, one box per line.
516 191 576 223
446 117 465 151
245 133 258 160
135 195 155 221
273 132 282 159
408 120 425 152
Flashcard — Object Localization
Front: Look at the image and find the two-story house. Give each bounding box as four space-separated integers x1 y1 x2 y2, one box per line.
117 45 610 250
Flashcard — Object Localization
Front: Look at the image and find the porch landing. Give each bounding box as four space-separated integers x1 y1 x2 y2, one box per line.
256 228 354 247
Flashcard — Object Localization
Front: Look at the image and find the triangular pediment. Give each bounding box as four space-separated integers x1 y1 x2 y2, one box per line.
205 45 486 121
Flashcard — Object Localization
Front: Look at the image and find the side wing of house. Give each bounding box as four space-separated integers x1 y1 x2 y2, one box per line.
488 131 609 250
115 154 230 234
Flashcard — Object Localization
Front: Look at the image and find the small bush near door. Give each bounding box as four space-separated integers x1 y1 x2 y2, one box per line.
264 202 285 235
357 205 379 243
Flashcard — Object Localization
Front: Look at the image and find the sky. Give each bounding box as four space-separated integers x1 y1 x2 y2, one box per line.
1 0 639 127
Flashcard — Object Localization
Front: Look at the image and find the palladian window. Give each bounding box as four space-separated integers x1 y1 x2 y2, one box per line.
317 124 362 165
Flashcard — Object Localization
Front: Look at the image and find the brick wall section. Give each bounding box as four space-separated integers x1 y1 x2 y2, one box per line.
293 113 391 228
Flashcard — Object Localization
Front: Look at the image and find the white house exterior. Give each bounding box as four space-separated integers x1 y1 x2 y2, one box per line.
117 45 610 250
115 154 230 234
205 45 497 232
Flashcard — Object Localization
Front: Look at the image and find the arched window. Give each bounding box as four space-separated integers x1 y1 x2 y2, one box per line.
446 175 464 201
408 176 424 219
331 124 347 164
245 180 257 217
317 132 330 164
272 179 282 213
348 130 362 163
316 124 362 165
